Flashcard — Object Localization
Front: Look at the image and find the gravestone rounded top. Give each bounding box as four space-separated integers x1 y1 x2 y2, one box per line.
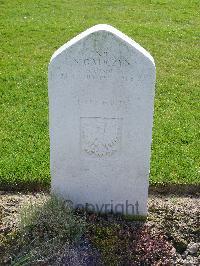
50 24 155 68
49 24 156 216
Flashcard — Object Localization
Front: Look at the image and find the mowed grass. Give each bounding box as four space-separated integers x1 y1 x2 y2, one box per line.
0 0 199 189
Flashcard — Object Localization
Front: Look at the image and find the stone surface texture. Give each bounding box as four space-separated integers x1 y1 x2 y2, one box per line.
48 24 156 215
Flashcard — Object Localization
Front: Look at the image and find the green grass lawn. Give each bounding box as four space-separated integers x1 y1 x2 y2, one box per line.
0 0 199 190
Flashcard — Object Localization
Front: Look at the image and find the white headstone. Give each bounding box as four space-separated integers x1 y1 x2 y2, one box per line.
49 24 156 216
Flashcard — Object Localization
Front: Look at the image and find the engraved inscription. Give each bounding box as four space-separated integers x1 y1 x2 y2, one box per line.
72 49 131 81
73 50 130 68
80 117 122 158
57 50 134 81
77 96 130 112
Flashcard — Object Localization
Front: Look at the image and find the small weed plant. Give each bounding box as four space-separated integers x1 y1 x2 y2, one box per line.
10 195 85 265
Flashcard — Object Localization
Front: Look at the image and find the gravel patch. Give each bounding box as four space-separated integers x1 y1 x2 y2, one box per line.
0 192 199 265
148 195 199 265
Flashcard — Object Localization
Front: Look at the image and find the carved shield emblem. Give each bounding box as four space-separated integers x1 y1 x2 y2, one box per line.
80 117 122 158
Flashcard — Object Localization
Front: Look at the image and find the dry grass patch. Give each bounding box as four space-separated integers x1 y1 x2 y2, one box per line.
1 195 85 265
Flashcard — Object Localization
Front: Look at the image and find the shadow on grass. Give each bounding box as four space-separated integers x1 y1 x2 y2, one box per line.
1 181 199 196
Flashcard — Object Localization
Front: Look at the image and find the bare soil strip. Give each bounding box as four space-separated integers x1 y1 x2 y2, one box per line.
0 192 199 265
